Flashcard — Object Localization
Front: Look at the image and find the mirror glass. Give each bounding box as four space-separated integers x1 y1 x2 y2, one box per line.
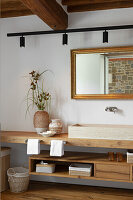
76 53 105 94
71 47 133 99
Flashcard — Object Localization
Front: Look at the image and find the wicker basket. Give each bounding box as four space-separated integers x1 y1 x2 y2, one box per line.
7 167 29 193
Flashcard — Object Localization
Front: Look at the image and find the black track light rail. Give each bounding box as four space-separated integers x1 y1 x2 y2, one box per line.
7 24 133 37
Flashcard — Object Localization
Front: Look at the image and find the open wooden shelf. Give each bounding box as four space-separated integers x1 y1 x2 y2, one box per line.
30 171 132 183
30 150 127 165
29 151 133 183
2 131 133 149
30 170 97 181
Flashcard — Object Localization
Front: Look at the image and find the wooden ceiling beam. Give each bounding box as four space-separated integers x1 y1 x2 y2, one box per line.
20 0 68 30
1 0 32 18
67 1 133 12
1 10 32 18
62 0 131 6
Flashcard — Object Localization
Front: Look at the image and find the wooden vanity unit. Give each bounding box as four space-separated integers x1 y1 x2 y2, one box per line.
1 131 133 184
29 151 133 183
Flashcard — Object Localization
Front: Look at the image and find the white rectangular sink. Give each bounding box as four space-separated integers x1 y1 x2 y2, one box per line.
68 124 133 140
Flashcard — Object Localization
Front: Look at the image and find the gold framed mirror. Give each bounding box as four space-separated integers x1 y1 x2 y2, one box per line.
71 46 133 99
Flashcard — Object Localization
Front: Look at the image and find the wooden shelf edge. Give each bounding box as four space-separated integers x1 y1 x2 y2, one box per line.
29 151 128 165
29 171 132 183
2 131 133 149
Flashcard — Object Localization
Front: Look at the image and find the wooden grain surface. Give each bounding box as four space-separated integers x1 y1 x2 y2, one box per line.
2 0 133 19
30 150 127 165
2 131 133 149
2 181 133 200
95 164 130 181
62 0 131 6
1 0 32 18
0 155 10 192
20 0 68 30
1 0 68 30
29 151 133 183
67 0 133 12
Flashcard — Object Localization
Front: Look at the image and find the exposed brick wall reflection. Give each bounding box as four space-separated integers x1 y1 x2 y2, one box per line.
108 58 133 94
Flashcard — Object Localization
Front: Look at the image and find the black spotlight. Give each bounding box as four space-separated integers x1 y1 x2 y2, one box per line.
103 30 108 43
62 33 68 45
20 36 25 47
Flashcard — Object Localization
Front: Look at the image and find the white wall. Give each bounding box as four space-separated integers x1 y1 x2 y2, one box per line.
76 54 103 94
1 8 133 189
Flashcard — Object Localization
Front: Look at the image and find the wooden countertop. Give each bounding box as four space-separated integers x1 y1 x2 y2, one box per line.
1 131 133 149
1 131 68 144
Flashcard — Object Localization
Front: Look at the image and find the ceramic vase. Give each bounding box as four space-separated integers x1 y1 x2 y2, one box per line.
49 119 63 134
33 110 49 134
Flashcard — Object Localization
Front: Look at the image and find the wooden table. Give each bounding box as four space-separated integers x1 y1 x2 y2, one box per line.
1 131 133 149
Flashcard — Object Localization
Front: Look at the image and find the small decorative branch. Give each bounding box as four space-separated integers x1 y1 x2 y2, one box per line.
26 70 51 116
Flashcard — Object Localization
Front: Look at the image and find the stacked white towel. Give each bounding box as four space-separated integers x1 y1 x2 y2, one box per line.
50 140 64 157
27 139 40 155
